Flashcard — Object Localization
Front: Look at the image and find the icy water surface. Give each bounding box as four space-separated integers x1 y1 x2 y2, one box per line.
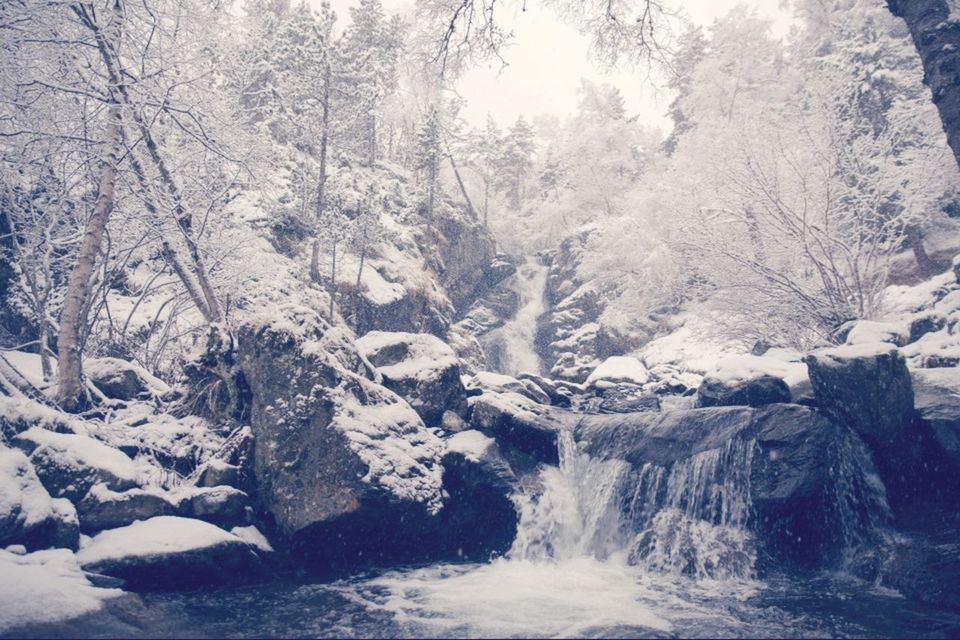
19 559 960 639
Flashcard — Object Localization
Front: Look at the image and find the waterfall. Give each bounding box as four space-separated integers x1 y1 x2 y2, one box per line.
481 257 549 376
507 426 891 581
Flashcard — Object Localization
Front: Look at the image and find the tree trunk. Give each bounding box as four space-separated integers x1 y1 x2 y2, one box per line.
311 61 331 286
329 238 337 319
483 181 489 226
446 150 476 218
56 103 122 411
356 245 366 289
889 0 960 170
907 224 937 277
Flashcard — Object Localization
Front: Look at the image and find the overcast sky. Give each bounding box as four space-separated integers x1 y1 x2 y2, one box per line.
323 0 794 129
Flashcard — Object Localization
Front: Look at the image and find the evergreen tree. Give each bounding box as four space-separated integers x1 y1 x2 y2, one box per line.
414 106 443 224
498 116 536 210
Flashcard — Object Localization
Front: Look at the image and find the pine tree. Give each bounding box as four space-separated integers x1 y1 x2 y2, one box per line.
414 106 443 224
498 116 535 210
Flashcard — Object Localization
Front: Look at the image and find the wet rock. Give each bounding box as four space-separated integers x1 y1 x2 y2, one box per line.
0 448 79 551
469 392 575 465
439 431 519 561
912 368 960 471
13 428 138 503
77 485 178 533
77 516 263 590
695 375 791 408
576 404 890 567
356 331 468 426
804 344 917 502
516 372 573 407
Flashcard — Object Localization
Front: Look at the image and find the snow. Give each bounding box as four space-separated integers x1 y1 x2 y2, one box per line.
638 313 748 375
16 428 139 487
810 342 900 364
0 395 76 434
0 350 55 390
881 272 956 315
585 356 650 387
446 430 496 463
845 320 906 346
77 516 242 566
901 329 960 366
332 375 445 513
0 447 63 529
230 525 274 553
706 354 809 389
0 548 122 633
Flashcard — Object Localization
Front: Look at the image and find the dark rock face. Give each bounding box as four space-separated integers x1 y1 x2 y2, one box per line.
356 331 469 426
469 392 576 465
77 486 178 533
576 404 890 567
235 314 445 570
438 433 519 562
911 368 960 498
77 516 263 591
805 345 915 447
804 345 920 504
695 375 791 408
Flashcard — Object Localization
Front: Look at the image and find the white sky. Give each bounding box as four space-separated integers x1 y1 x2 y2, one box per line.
324 0 794 129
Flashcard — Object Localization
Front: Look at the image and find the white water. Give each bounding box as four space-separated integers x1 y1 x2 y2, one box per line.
481 257 549 376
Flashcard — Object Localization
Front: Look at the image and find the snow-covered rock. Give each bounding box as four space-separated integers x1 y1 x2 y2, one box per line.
84 357 172 401
585 356 650 389
694 354 805 408
596 385 661 414
76 484 177 533
235 312 446 567
356 330 468 425
912 368 960 469
77 516 262 590
13 428 138 502
469 392 575 465
195 459 241 489
0 548 122 633
183 485 249 528
0 447 79 550
467 371 551 405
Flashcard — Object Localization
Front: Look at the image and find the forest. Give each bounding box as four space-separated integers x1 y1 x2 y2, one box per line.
1 0 960 637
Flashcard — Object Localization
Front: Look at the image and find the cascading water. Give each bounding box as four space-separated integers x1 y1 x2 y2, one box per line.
481 257 549 376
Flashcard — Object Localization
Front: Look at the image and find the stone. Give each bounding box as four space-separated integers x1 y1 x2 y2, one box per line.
912 368 960 471
76 516 263 590
468 392 575 465
0 448 79 551
576 404 891 567
516 372 573 407
467 371 551 405
85 357 171 401
77 485 178 533
695 375 791 408
597 385 661 414
185 486 249 528
13 428 138 503
356 331 468 426
439 430 519 561
196 459 241 489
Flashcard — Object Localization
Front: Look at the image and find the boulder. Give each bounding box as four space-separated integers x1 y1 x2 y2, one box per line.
439 431 519 561
85 357 171 401
236 314 446 570
467 371 551 405
695 375 791 408
912 367 960 471
585 356 650 389
469 392 575 465
804 344 915 451
597 385 661 414
0 448 79 551
76 516 263 590
13 428 138 503
184 486 249 528
576 404 890 568
195 459 241 489
516 372 573 407
356 331 468 426
77 484 178 533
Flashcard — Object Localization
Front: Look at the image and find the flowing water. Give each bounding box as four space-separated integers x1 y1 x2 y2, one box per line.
44 427 960 638
480 257 549 376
